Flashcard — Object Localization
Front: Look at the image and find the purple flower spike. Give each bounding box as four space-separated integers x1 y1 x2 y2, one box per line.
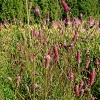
34 7 41 17
61 0 69 13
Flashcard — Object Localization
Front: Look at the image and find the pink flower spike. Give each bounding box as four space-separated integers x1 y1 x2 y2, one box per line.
79 81 84 88
68 68 74 82
45 54 51 69
90 97 95 100
86 60 90 68
38 30 42 41
77 50 81 63
29 2 32 9
90 68 96 85
72 18 75 28
8 77 12 82
31 29 36 39
29 56 34 62
80 89 84 96
53 45 59 62
73 32 78 42
50 74 53 82
34 7 41 17
75 85 80 96
61 0 69 13
95 58 99 68
43 41 47 47
65 17 70 27
0 23 3 30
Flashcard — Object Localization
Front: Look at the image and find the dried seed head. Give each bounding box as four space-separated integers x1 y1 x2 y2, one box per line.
80 13 83 22
72 18 75 28
11 54 14 61
25 84 30 92
16 76 21 84
34 83 41 88
29 2 32 9
8 77 12 82
68 69 74 82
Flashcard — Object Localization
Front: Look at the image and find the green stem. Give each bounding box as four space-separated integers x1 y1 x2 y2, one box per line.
45 68 48 100
33 57 36 100
26 0 29 26
78 63 81 76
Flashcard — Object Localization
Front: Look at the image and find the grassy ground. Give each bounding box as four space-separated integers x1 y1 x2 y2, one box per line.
0 20 100 100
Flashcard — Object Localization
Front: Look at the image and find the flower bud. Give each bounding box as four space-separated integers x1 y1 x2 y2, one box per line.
65 17 70 27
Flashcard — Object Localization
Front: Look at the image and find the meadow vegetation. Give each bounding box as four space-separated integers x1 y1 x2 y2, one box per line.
0 0 100 100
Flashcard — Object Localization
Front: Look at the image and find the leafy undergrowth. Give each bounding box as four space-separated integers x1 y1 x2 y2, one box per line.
0 19 100 100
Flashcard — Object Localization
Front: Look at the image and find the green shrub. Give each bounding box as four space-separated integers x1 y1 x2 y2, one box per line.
0 0 100 23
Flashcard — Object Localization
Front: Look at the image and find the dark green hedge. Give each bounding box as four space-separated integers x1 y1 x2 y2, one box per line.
0 0 100 23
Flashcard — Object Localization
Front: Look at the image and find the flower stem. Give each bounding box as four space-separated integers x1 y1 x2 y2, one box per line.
26 0 30 26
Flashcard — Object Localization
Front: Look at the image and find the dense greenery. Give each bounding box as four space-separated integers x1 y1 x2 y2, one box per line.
0 0 100 23
0 17 100 100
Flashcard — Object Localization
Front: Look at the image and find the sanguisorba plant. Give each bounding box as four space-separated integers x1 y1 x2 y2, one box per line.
0 0 100 100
